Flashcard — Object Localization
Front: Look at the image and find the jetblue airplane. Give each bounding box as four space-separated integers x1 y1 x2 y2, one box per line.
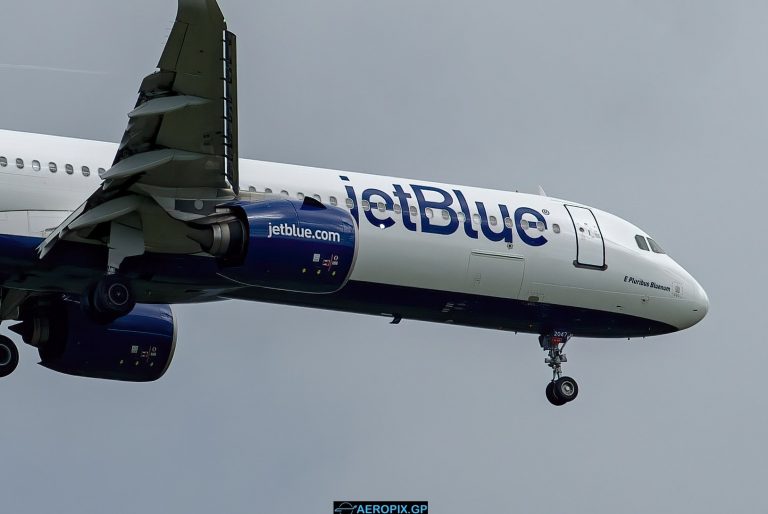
0 0 708 406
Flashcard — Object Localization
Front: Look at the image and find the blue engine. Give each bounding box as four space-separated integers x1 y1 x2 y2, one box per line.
216 198 358 293
14 298 176 382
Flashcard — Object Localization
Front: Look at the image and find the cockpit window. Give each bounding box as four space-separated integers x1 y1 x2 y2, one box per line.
635 235 649 251
647 238 666 254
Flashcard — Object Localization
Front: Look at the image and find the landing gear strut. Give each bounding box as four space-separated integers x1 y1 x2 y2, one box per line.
540 333 579 406
0 335 19 378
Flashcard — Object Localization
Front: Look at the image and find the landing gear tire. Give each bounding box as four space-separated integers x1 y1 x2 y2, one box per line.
87 275 136 322
546 382 567 406
0 335 19 378
553 376 579 403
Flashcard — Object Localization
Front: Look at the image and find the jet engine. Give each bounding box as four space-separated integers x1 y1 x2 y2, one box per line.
12 298 176 382
196 198 358 293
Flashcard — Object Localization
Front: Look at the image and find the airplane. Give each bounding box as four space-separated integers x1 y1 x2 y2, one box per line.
0 0 708 406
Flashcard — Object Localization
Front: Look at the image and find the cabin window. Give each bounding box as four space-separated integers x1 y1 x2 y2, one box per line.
49 162 57 173
32 160 41 171
472 214 481 225
409 206 417 218
65 164 74 175
648 238 666 254
537 221 545 231
81 166 91 177
635 235 650 251
0 156 6 167
361 200 371 211
520 220 529 229
264 188 273 194
457 212 466 223
345 198 354 209
489 215 498 226
442 209 451 220
15 158 24 169
296 192 305 200
280 190 289 197
313 194 321 202
377 201 386 212
425 208 434 219
393 203 402 214
248 186 257 192
98 168 106 178
553 223 561 234
329 196 338 206
504 217 514 229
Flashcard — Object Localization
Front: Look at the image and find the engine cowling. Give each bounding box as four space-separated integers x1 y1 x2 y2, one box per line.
211 198 358 293
14 299 176 382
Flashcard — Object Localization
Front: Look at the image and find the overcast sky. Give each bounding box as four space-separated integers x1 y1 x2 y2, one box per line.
0 1 764 513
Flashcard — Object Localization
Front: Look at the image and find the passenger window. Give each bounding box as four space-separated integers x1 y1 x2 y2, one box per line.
329 196 338 206
635 235 650 251
16 158 24 169
377 202 386 212
409 206 417 218
345 198 354 209
49 162 57 173
521 220 529 229
98 168 106 178
296 192 305 200
442 209 451 220
457 212 466 222
313 194 322 202
393 203 402 214
553 223 561 234
537 221 545 231
472 214 481 225
0 156 6 167
504 217 513 229
65 164 74 175
32 160 41 171
489 215 497 226
265 188 273 194
648 238 666 254
361 200 371 211
248 186 257 192
425 208 434 219
81 166 91 177
281 190 289 197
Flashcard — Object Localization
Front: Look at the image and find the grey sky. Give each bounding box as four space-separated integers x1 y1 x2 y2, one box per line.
0 1 763 512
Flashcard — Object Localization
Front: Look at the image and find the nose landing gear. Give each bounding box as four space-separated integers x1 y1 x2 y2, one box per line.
540 332 579 406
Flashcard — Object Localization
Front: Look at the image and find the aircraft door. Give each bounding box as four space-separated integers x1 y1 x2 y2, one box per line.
466 251 525 299
565 205 606 270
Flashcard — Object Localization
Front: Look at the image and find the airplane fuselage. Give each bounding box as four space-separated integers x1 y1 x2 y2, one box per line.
0 129 707 338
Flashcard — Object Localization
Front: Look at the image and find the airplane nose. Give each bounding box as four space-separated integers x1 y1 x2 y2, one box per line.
692 279 709 322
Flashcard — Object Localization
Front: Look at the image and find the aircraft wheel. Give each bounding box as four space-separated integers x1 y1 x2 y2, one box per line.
92 275 136 320
0 336 19 378
546 381 567 406
553 376 579 403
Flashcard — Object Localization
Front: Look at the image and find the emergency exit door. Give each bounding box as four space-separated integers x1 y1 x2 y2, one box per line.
565 205 606 270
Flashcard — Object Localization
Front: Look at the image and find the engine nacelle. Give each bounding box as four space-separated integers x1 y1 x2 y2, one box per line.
213 198 358 293
14 299 176 382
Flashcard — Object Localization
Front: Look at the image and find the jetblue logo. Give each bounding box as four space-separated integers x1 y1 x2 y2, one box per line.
343 179 548 247
268 222 342 243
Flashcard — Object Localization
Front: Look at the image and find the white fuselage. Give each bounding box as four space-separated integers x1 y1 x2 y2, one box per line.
0 129 708 334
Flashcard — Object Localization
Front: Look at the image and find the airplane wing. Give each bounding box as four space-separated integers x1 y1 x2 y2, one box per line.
38 0 238 260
